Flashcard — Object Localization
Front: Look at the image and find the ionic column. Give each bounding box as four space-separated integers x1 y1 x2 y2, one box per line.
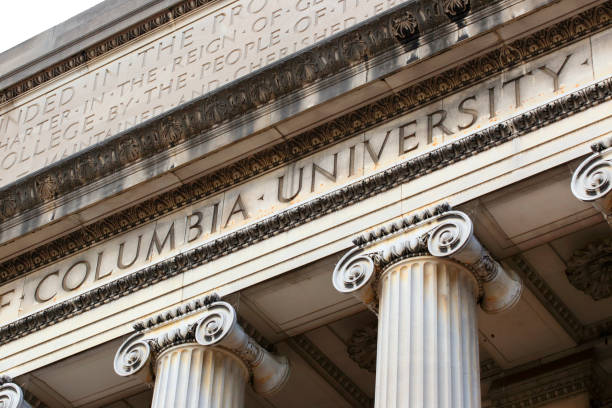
114 297 290 408
571 136 612 227
375 257 479 407
151 345 247 408
333 207 522 408
0 377 31 408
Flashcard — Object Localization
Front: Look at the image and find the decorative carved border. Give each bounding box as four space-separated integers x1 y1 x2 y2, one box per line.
1 2 611 284
1 77 610 346
288 334 373 408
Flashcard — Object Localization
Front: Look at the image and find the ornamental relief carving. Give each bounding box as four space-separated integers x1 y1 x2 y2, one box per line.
443 0 471 19
571 136 612 225
347 323 377 372
566 237 612 301
0 3 610 286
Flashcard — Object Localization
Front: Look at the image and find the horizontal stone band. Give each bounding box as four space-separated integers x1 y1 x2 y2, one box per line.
1 75 610 346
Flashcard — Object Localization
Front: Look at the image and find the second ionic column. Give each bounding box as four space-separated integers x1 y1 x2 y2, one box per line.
375 257 479 407
151 345 247 408
333 208 523 408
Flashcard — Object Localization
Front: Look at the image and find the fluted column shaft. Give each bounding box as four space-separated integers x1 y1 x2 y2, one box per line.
375 257 480 408
151 344 248 408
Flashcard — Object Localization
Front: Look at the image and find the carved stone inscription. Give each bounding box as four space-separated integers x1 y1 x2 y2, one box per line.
0 0 411 187
0 41 595 322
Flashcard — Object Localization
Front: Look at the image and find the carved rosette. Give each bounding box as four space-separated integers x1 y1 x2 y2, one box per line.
0 381 30 408
332 207 523 314
571 138 612 225
389 10 419 44
114 298 290 397
443 0 471 19
566 238 612 300
347 323 377 373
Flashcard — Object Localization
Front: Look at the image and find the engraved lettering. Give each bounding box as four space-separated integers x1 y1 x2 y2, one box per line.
457 95 479 130
187 211 204 243
502 74 525 108
146 223 176 260
62 260 91 292
399 120 418 154
365 131 390 164
117 236 142 269
311 153 338 192
427 110 453 143
278 167 304 202
224 194 250 227
0 289 15 310
35 271 59 303
94 251 112 281
488 87 496 119
539 54 571 92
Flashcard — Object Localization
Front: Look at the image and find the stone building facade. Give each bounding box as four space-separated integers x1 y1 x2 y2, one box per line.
0 0 611 406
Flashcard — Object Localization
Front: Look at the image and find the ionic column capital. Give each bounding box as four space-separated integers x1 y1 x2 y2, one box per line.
332 205 522 313
571 136 612 226
114 295 290 396
0 376 31 408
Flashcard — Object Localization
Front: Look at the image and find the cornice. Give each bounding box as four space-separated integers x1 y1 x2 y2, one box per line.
1 77 610 346
2 2 611 285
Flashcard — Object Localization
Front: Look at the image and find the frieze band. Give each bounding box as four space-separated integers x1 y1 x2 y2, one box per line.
1 75 611 346
1 2 611 286
0 0 483 106
0 1 610 222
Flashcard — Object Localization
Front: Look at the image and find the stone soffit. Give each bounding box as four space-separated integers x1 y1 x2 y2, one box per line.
1 1 611 285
